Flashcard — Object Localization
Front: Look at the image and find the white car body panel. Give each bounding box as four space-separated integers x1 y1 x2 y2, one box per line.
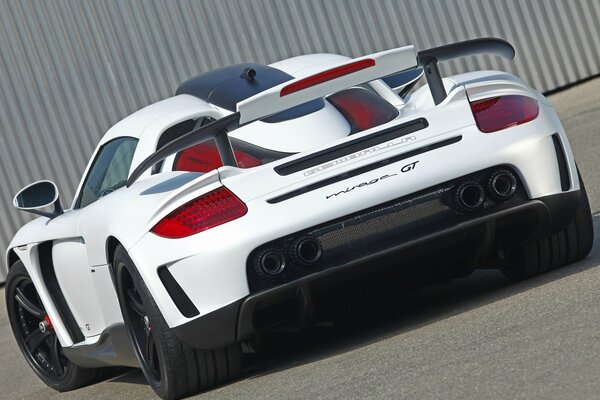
52 238 108 337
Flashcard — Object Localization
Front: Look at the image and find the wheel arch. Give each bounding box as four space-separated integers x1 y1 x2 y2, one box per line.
2 248 20 282
106 236 123 268
7 248 20 269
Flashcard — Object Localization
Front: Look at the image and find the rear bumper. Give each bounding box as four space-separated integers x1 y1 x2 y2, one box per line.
171 189 580 349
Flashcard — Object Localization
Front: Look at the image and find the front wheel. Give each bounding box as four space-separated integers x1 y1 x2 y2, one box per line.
5 261 102 391
113 245 241 400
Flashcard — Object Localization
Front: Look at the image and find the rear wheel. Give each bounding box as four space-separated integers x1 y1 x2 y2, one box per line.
113 245 241 400
503 172 594 280
5 261 102 391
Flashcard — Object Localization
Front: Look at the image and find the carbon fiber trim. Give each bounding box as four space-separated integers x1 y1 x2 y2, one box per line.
157 266 200 318
552 134 571 191
38 242 85 343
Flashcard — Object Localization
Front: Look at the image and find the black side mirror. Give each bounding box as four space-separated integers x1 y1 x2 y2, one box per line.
13 180 64 219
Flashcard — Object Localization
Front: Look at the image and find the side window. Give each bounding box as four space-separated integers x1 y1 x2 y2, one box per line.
76 137 138 208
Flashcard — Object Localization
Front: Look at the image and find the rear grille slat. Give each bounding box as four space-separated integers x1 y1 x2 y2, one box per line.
552 134 571 191
268 135 462 204
274 118 429 176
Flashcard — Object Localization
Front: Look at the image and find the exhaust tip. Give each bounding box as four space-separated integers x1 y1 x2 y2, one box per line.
259 250 286 275
455 182 484 212
293 237 322 265
488 170 517 200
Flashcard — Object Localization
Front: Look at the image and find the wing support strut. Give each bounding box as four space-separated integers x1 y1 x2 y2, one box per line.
417 37 515 105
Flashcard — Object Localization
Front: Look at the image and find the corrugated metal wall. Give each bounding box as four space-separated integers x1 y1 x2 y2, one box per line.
1 0 599 268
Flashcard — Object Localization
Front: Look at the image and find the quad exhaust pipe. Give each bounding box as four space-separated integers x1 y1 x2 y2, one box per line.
455 182 485 212
454 170 518 212
293 237 322 265
259 249 286 275
257 237 323 276
488 170 517 200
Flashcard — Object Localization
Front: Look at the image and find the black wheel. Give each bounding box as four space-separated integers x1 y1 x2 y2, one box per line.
5 261 102 391
503 171 594 280
113 245 242 400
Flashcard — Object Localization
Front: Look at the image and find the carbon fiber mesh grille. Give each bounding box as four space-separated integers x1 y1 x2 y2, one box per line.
317 194 445 251
247 166 528 293
157 266 200 318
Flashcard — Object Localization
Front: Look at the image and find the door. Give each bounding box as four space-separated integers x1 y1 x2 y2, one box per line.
52 137 138 338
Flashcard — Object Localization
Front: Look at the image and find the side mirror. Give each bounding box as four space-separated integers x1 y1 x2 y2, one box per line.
13 180 64 219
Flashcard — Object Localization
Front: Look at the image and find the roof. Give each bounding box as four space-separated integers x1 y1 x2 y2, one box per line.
175 63 324 123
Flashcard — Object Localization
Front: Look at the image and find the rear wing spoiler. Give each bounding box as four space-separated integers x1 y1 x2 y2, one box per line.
127 37 514 187
237 46 417 124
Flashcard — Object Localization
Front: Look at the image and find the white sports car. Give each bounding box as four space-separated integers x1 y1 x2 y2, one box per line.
4 38 593 399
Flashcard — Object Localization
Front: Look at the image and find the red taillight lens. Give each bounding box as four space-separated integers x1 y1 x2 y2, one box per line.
470 95 539 133
280 59 376 97
151 187 247 239
175 142 261 173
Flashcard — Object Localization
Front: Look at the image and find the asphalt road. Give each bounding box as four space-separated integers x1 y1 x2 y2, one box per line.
1 78 600 400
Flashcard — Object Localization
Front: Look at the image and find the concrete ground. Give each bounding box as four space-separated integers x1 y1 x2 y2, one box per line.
1 78 599 400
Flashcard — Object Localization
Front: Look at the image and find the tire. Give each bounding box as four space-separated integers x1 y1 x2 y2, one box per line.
503 171 594 280
5 261 103 391
113 245 241 400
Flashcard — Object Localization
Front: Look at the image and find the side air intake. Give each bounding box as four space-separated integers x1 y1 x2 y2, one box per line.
552 134 571 191
157 266 200 318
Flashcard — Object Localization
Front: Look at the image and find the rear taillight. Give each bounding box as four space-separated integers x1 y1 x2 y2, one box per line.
151 187 247 239
470 95 539 133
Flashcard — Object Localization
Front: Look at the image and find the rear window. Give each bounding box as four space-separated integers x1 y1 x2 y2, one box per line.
174 138 293 174
156 118 292 174
327 87 399 134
